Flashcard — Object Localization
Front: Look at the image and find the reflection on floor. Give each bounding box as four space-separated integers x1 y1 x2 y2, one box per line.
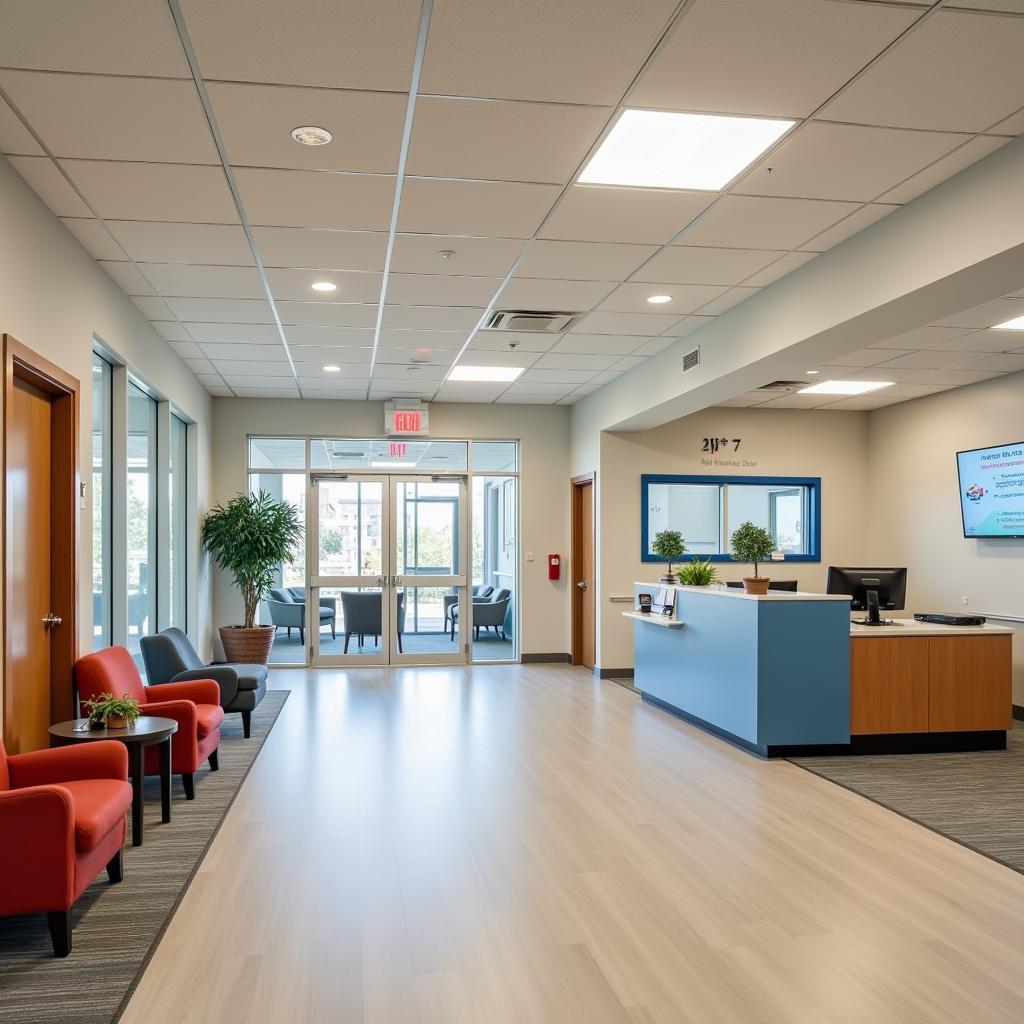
266 629 514 663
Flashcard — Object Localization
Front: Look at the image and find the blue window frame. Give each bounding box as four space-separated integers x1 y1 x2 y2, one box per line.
641 474 821 563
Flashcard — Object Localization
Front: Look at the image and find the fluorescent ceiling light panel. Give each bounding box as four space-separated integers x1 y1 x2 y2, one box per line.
993 314 1024 330
799 379 894 395
448 365 524 382
579 109 794 191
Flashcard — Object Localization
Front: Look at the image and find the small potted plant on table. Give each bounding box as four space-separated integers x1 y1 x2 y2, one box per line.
729 522 776 595
83 692 142 730
651 529 687 585
677 557 719 587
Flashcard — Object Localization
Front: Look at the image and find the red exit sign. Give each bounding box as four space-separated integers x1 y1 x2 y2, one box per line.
394 411 420 433
385 401 429 436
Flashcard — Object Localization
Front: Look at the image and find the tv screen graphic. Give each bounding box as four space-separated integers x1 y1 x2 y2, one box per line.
956 442 1024 538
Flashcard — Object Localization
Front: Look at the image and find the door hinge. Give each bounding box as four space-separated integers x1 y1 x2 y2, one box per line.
465 643 470 655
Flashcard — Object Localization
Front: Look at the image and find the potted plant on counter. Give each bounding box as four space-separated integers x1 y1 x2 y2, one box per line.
651 529 687 584
83 692 142 730
729 521 776 595
202 490 303 664
677 557 719 587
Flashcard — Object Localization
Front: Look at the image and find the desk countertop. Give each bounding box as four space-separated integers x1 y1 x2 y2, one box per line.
850 618 1014 638
633 583 850 603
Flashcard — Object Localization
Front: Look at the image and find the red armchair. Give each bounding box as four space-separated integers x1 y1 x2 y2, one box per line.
75 647 224 800
0 737 131 956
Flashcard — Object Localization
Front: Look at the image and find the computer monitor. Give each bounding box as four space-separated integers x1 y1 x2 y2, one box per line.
726 579 799 592
826 567 907 626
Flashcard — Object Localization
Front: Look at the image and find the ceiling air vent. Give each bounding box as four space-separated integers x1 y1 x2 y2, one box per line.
682 347 700 372
484 309 582 333
757 380 805 391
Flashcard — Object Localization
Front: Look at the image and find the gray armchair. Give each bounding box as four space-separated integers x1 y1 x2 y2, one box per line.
266 588 336 644
450 588 511 641
339 591 405 654
140 627 267 738
443 585 493 631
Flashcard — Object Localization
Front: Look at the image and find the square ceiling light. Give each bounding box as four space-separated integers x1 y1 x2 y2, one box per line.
993 314 1024 330
578 109 794 191
799 379 894 396
448 365 524 382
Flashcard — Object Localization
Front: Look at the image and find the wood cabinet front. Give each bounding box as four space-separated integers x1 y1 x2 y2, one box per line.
850 637 929 735
928 635 1012 732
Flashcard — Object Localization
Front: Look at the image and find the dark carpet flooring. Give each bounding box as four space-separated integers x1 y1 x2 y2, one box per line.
791 724 1024 874
0 690 289 1024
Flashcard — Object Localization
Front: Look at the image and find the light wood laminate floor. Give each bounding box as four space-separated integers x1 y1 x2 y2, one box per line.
121 664 1024 1024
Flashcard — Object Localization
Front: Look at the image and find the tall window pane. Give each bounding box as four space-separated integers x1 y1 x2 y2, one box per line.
91 354 112 649
169 414 188 629
127 382 157 664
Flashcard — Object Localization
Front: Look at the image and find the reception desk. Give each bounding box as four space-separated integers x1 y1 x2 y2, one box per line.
631 584 1013 757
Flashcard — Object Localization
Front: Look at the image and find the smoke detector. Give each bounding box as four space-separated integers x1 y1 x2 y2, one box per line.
291 125 333 146
484 310 582 333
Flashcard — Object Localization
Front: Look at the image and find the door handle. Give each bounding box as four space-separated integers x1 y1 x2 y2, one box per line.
576 581 587 591
42 613 63 628
391 575 402 587
376 576 387 587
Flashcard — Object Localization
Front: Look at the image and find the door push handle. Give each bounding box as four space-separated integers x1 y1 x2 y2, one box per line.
42 613 63 628
391 575 402 587
576 581 587 591
376 576 387 587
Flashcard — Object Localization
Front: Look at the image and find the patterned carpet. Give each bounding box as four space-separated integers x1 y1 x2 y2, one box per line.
791 724 1024 874
0 690 289 1024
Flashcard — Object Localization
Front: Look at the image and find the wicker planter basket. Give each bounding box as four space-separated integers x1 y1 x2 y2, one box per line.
219 625 276 664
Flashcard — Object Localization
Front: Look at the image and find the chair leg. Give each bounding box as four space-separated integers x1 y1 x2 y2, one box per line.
344 634 350 654
241 710 252 739
47 909 72 958
299 626 304 645
106 849 124 884
398 633 403 654
209 748 219 772
331 622 336 639
182 773 195 800
287 626 291 639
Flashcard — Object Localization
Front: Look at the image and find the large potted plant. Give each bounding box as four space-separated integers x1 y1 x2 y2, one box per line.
729 521 776 595
651 529 687 584
202 490 303 664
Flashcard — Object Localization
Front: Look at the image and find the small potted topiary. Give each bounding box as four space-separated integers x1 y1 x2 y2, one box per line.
83 692 142 730
677 557 719 587
729 522 776 595
651 529 687 584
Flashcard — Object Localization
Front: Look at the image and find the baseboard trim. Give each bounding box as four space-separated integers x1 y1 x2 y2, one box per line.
596 667 634 680
521 652 571 664
1013 704 1024 722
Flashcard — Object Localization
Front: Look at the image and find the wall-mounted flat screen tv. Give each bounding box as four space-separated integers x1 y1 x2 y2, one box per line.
956 442 1024 538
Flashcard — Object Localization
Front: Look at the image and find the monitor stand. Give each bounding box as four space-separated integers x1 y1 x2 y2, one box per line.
854 589 894 626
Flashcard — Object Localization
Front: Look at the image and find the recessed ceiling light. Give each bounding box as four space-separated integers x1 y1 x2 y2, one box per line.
806 369 820 375
291 125 333 146
579 109 794 191
311 281 336 292
993 314 1024 330
449 365 524 383
646 294 673 304
323 364 341 373
799 379 894 396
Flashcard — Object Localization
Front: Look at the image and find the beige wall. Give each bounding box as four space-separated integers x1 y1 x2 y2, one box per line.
0 155 214 730
596 408 870 671
210 398 571 657
866 370 1024 703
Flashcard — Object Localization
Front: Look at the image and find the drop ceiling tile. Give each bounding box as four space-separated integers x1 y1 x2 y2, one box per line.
821 9 1024 132
633 336 678 357
252 227 387 271
874 367 1005 387
816 395 905 411
207 82 406 174
195 374 226 388
519 367 602 384
696 287 761 315
630 0 918 118
153 322 194 343
495 393 562 404
231 386 302 398
800 204 899 252
60 218 123 260
382 305 483 330
0 0 188 77
589 369 627 385
285 326 376 348
433 382 508 403
390 234 522 277
756 392 836 409
632 246 784 286
539 186 714 244
572 311 683 336
949 2 1024 12
380 329 470 350
552 334 645 356
266 268 383 304
216 359 293 378
598 282 728 315
828 347 915 367
199 342 286 362
962 353 1024 372
169 341 203 359
678 196 860 250
734 122 967 202
533 352 619 371
407 96 607 183
367 387 437 400
132 296 174 320
935 298 1024 328
878 135 1012 204
611 356 649 372
397 179 560 238
166 297 274 324
369 362 448 381
385 273 502 307
865 325 975 349
207 387 233 397
184 356 216 375
515 240 658 281
235 168 396 230
140 264 266 299
298 376 369 390
0 72 218 163
8 156 90 216
295 362 374 383
741 251 818 287
276 301 379 328
468 332 558 353
184 323 282 344
988 108 1024 135
375 347 449 366
665 315 717 338
926 329 1019 353
106 222 253 265
500 278 616 309
872 349 989 369
0 94 41 154
99 261 155 296
61 161 237 222
449 349 541 369
421 0 679 105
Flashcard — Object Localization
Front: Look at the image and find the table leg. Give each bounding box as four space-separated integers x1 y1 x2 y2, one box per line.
128 743 144 847
159 736 172 824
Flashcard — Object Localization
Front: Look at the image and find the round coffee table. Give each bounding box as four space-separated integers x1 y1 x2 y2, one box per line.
49 716 178 847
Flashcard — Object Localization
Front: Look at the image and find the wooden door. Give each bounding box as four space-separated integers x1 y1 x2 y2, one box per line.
3 336 79 753
572 475 595 670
